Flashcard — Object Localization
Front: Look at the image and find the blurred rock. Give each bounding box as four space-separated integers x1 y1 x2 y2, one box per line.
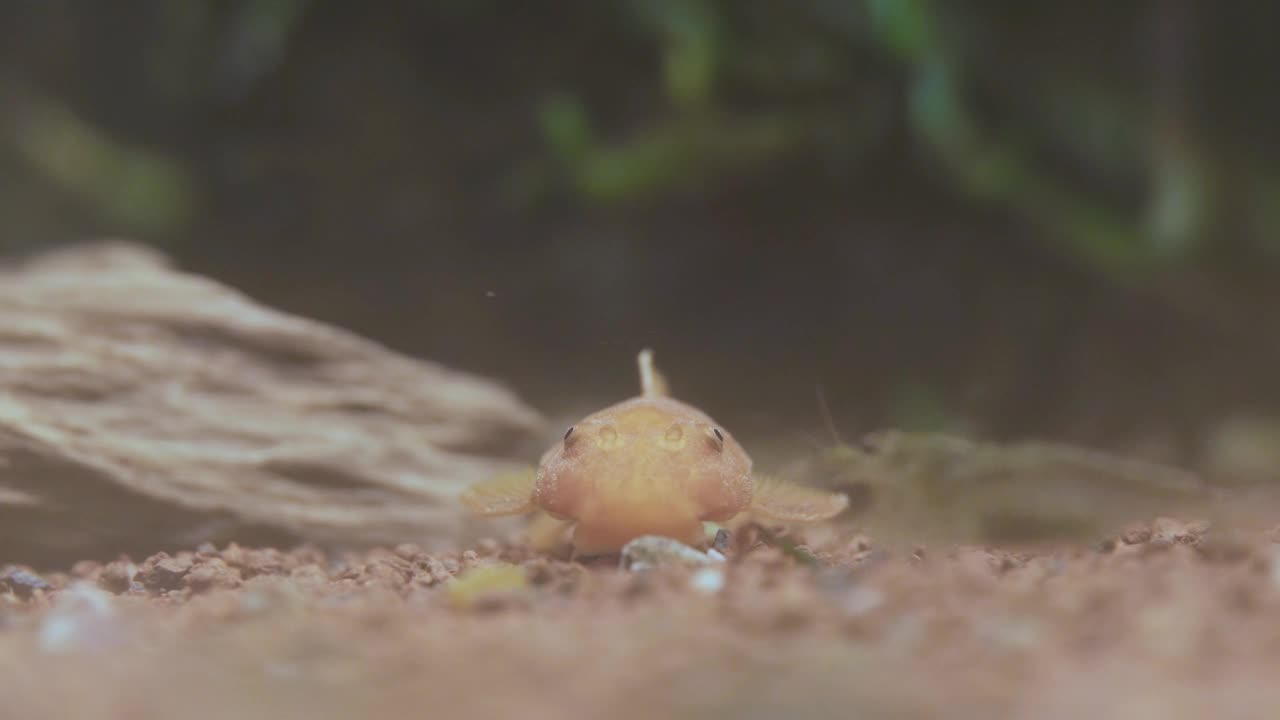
0 242 546 567
138 555 193 592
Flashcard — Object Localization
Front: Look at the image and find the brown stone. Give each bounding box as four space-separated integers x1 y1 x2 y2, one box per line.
0 243 546 567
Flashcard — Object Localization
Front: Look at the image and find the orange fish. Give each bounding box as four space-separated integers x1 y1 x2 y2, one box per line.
462 350 848 555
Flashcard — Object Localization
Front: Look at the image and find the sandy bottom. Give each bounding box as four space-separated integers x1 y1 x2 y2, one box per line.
3 519 1279 720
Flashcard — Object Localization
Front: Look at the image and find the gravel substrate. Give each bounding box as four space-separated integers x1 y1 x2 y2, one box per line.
3 518 1279 719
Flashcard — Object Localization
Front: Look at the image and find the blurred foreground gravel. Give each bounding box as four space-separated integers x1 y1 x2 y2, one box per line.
3 518 1280 719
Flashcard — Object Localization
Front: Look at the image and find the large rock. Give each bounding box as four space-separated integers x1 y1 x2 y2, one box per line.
0 243 546 567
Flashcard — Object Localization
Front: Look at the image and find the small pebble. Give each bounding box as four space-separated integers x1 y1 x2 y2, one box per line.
689 567 726 595
100 561 136 594
38 582 117 654
140 557 193 592
620 536 721 572
394 544 422 560
1 568 51 599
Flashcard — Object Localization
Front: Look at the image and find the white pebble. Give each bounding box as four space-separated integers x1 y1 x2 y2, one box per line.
621 535 719 571
38 581 117 654
689 567 726 595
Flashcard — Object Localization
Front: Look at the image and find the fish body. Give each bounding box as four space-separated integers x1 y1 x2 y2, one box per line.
462 350 847 554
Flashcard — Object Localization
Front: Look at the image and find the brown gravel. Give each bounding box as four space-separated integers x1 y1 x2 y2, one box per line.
2 519 1280 719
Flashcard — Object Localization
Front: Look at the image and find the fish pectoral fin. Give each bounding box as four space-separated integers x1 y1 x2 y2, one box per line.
750 475 849 522
460 468 537 516
526 512 574 555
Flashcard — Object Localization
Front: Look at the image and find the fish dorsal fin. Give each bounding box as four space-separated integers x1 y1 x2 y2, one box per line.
638 348 670 398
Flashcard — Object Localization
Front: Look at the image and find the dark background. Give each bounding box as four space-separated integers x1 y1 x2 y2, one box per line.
3 0 1279 467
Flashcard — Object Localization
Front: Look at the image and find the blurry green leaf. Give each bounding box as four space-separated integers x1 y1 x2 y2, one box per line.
14 101 194 234
665 40 717 108
1145 135 1208 261
628 0 721 107
570 115 795 204
1013 173 1147 273
1056 207 1145 273
870 1 1173 279
907 54 978 165
965 147 1021 198
579 133 687 202
902 54 1149 276
538 94 594 162
868 0 936 61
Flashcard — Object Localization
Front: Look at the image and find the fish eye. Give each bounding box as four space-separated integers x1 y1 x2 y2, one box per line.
563 426 575 441
707 427 725 450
